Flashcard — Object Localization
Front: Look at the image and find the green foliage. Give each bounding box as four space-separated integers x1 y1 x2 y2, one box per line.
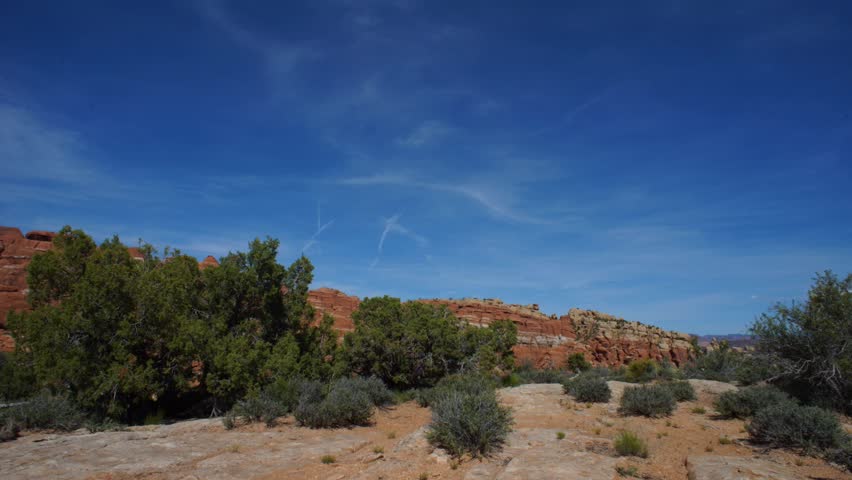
660 381 696 402
685 341 776 385
415 373 497 408
619 385 676 417
747 402 846 452
425 385 513 458
8 227 334 421
0 418 20 442
344 376 394 407
565 353 592 373
229 392 288 427
320 455 335 464
293 377 389 428
563 374 611 403
751 271 852 412
340 297 516 389
0 393 87 432
512 362 572 385
713 386 793 419
614 431 648 458
622 359 660 383
616 465 640 477
0 351 36 401
825 442 852 472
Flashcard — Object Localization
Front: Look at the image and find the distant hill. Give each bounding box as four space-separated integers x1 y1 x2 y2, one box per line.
694 334 756 349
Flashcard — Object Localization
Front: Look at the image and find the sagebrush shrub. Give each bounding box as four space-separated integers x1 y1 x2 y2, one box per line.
294 378 375 428
0 393 86 431
0 417 20 442
563 375 611 403
825 442 852 472
660 381 696 402
618 385 675 417
426 389 513 457
514 368 571 385
713 386 793 419
614 430 648 457
231 392 287 427
623 359 660 383
747 403 845 452
416 373 495 407
565 353 592 373
347 376 394 407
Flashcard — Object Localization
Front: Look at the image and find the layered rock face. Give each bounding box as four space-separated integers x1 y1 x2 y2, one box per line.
0 227 55 351
421 298 694 368
307 287 359 334
309 292 694 368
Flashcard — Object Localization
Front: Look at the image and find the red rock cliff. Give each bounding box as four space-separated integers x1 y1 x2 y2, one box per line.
0 227 56 351
308 291 694 368
0 227 218 351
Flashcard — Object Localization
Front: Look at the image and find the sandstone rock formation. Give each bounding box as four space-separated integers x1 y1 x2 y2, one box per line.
0 227 55 351
419 298 694 367
307 287 359 334
308 292 694 367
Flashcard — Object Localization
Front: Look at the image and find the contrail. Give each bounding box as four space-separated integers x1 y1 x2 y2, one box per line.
302 203 334 253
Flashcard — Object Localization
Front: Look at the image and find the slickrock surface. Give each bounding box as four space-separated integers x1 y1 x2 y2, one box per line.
686 455 807 480
3 381 847 479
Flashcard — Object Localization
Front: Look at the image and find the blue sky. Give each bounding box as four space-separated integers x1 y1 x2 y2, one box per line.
2 1 851 334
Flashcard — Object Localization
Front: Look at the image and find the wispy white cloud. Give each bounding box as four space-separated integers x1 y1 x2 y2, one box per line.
338 173 553 224
195 0 319 93
0 104 98 184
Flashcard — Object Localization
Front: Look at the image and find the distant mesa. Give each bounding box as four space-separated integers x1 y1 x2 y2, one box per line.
0 225 694 367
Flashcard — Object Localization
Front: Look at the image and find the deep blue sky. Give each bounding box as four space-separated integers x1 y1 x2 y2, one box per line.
2 1 851 334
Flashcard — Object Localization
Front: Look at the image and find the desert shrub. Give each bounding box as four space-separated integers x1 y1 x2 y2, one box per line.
0 417 20 442
684 342 741 382
426 388 513 458
747 402 846 452
230 392 287 427
614 431 648 457
563 375 611 403
501 373 522 387
660 381 696 402
751 271 851 412
623 359 660 383
825 442 852 472
713 386 793 419
0 393 87 431
416 373 496 408
619 385 675 417
565 353 592 373
514 368 571 384
294 378 375 428
514 368 571 385
335 376 394 407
